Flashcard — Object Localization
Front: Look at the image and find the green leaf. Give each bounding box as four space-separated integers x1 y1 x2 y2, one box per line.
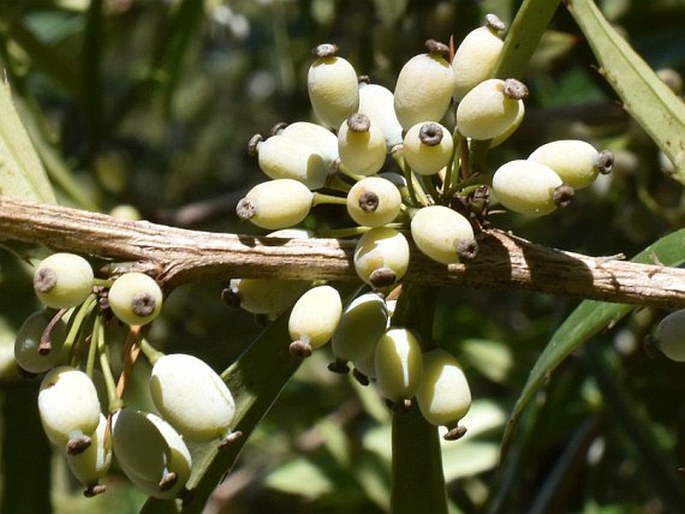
501 227 685 460
0 77 56 203
567 0 685 179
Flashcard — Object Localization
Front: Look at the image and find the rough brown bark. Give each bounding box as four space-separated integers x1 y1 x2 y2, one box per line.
2 196 684 308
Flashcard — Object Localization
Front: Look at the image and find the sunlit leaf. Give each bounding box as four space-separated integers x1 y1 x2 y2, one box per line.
0 77 56 203
567 0 685 179
501 227 685 460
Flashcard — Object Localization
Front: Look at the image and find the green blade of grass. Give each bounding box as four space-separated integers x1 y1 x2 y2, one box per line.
567 0 685 179
501 227 685 461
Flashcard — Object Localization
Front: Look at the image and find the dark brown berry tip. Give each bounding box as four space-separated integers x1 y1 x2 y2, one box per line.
419 122 444 146
289 340 313 358
502 78 529 101
358 191 380 212
247 134 264 156
553 184 575 208
221 287 242 309
131 292 157 318
158 471 178 492
83 484 107 497
443 424 468 441
312 43 338 58
424 39 450 59
598 150 614 174
485 13 506 33
327 359 350 374
66 434 92 455
236 198 256 221
347 112 371 133
269 122 288 136
219 430 244 449
369 267 397 288
457 238 479 261
34 268 57 293
352 368 370 386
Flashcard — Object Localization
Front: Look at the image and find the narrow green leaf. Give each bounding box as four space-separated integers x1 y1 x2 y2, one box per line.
501 227 685 461
0 77 57 203
567 0 685 178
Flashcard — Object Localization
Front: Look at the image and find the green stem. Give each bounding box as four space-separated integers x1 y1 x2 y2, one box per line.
391 408 448 514
312 192 348 207
85 314 100 377
62 294 98 362
137 335 165 365
95 317 123 412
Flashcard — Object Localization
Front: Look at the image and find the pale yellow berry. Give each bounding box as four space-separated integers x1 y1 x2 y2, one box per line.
402 122 454 176
416 348 471 429
236 179 314 229
410 205 476 264
354 227 410 288
108 272 164 326
374 328 423 402
394 41 457 130
307 44 360 129
358 81 403 148
274 121 339 166
452 16 505 101
288 285 342 356
346 176 401 227
492 159 572 216
653 310 685 362
33 253 94 309
338 113 387 176
528 139 614 189
331 293 388 364
250 133 330 190
456 78 526 140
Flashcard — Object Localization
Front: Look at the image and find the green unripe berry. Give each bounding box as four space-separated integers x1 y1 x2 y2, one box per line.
249 133 330 190
456 78 527 140
236 178 314 229
451 15 505 102
338 113 387 176
108 272 163 326
394 40 457 130
65 413 112 496
289 285 343 357
149 353 236 442
38 366 101 453
492 159 573 216
402 122 454 176
410 205 477 264
330 293 388 366
358 81 403 149
274 121 340 166
346 176 401 227
33 253 94 309
14 310 67 374
354 227 410 288
653 309 685 362
416 348 471 434
528 139 614 189
374 328 423 403
307 44 360 129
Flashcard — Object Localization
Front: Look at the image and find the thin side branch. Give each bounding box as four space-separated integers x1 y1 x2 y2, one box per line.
2 196 685 308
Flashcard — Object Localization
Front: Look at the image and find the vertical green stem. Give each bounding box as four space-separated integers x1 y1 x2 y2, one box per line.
391 407 448 514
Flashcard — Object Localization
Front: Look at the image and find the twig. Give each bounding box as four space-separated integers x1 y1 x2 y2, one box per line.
2 196 685 308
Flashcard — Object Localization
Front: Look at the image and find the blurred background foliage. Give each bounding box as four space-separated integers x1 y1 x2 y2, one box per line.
1 0 685 513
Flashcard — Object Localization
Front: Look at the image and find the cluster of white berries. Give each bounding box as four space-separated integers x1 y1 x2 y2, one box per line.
230 15 616 437
15 252 238 498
